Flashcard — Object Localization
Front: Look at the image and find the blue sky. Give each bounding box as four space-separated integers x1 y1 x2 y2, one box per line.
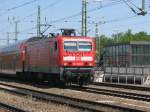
0 0 149 46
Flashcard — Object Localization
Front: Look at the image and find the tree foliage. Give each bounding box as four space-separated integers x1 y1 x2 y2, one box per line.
95 29 150 58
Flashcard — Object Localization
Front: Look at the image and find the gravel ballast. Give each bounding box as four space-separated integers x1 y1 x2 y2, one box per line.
0 79 150 111
0 91 81 112
0 109 10 112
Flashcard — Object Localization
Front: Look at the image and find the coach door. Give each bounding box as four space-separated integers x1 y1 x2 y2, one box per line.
49 40 59 73
49 41 53 69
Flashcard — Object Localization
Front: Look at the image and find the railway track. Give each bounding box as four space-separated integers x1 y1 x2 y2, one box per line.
0 102 26 112
70 86 150 102
92 82 150 92
0 82 145 112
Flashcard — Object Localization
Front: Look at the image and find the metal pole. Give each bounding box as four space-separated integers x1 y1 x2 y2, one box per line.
95 23 98 37
142 0 145 11
85 0 87 36
139 0 147 16
99 36 101 61
95 23 100 59
37 5 41 37
15 21 18 42
82 0 84 36
82 0 87 36
7 32 9 45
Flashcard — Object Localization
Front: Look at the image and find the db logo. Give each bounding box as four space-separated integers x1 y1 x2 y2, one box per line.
75 57 81 61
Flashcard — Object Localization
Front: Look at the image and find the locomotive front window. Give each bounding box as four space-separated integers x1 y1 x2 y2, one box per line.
64 41 77 51
78 41 92 51
64 41 92 52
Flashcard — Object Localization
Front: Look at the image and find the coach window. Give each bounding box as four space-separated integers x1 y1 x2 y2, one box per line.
55 41 57 51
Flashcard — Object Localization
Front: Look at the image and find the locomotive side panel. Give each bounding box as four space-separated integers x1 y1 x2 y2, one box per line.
26 42 39 72
26 38 60 74
37 40 51 72
26 39 50 73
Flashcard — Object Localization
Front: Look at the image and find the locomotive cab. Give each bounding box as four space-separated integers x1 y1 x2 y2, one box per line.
58 29 95 85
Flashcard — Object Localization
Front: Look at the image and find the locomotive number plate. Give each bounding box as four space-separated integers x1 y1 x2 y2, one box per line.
75 57 81 61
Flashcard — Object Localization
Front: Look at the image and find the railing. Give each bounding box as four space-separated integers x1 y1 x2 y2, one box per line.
104 66 150 76
102 66 150 85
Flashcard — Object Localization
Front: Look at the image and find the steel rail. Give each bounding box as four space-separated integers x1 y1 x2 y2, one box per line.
0 102 26 112
73 86 150 102
0 82 145 112
92 82 150 92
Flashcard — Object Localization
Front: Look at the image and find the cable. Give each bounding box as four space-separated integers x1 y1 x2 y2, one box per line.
7 0 39 11
122 0 137 14
0 0 39 17
95 13 150 34
14 0 130 36
122 0 147 16
127 0 142 10
0 0 64 34
104 15 137 24
103 20 150 32
49 0 123 24
42 0 64 11
18 0 64 23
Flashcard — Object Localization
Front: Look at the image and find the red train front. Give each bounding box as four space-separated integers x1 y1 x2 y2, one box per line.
0 29 95 86
58 30 95 85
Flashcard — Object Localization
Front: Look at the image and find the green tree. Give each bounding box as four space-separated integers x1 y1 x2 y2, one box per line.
95 29 150 60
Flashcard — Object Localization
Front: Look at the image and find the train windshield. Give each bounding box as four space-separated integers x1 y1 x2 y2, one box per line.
64 41 78 51
64 41 92 51
78 41 92 51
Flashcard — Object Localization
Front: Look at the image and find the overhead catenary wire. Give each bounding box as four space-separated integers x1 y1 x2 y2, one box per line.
62 14 137 25
0 0 123 32
15 13 142 36
127 0 141 10
20 0 65 22
5 0 141 35
122 0 147 15
0 0 122 35
122 0 137 14
0 0 149 43
19 0 124 35
0 0 64 35
103 20 150 33
7 0 39 11
49 0 124 24
2 0 64 23
0 0 40 17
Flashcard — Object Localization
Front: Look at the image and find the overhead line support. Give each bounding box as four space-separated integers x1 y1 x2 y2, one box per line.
14 21 19 42
7 32 9 45
37 5 41 37
82 0 87 37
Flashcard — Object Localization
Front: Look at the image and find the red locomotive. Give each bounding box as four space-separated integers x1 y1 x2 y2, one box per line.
0 29 95 86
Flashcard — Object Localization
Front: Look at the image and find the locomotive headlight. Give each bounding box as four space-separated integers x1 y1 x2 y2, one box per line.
89 63 92 66
81 56 93 61
64 63 67 66
63 56 75 61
